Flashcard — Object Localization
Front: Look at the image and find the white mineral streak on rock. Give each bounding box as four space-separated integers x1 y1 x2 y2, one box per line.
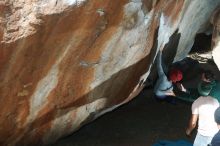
213 41 220 70
44 98 107 144
28 65 58 122
64 0 86 6
90 1 152 89
157 13 172 49
28 44 72 123
211 8 220 70
141 11 181 83
38 0 87 14
174 0 220 62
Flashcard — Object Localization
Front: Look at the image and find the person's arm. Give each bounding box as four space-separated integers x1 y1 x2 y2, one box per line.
186 114 198 136
176 83 187 92
164 90 175 96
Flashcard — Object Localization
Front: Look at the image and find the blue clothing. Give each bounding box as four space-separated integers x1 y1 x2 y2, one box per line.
152 140 192 146
193 133 213 146
211 130 220 146
154 51 173 98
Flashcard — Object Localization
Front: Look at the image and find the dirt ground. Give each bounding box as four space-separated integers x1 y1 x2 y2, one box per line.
53 60 220 146
53 88 194 146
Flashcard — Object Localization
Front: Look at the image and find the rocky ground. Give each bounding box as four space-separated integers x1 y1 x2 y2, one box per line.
53 58 220 146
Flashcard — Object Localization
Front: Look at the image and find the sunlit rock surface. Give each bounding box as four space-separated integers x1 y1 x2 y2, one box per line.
211 7 220 70
0 0 220 145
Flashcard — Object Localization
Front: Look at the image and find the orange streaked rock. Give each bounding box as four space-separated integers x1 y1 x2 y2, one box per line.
0 0 220 145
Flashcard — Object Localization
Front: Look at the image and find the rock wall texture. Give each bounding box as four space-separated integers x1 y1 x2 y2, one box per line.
0 0 219 145
211 7 220 70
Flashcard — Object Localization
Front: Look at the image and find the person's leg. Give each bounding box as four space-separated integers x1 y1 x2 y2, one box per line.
193 133 213 146
154 95 166 103
165 96 176 104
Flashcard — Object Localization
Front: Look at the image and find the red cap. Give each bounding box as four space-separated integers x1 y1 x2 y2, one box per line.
169 68 183 83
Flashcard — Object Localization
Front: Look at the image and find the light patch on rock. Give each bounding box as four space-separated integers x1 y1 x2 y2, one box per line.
96 8 105 16
175 0 220 62
64 0 86 6
212 41 220 70
139 67 151 85
29 65 59 122
93 100 124 119
140 13 178 84
1 0 88 43
17 89 29 97
44 98 107 144
90 3 153 90
28 43 73 122
144 14 151 25
123 1 143 29
157 13 173 48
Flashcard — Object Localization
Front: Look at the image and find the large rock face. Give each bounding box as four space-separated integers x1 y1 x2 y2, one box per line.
0 0 219 145
211 7 220 70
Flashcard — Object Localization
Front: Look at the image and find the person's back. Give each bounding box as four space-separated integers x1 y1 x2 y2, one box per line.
193 96 219 137
190 96 219 146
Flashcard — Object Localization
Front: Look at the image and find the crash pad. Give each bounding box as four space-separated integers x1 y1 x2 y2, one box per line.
152 140 193 146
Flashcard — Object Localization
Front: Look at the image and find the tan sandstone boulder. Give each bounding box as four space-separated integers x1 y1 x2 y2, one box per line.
0 0 219 145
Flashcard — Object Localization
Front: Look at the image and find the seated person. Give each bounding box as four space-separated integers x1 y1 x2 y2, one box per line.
174 70 216 102
169 68 186 92
153 50 217 103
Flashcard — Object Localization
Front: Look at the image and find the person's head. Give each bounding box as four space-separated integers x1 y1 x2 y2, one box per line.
201 70 215 82
214 106 220 126
169 68 183 83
